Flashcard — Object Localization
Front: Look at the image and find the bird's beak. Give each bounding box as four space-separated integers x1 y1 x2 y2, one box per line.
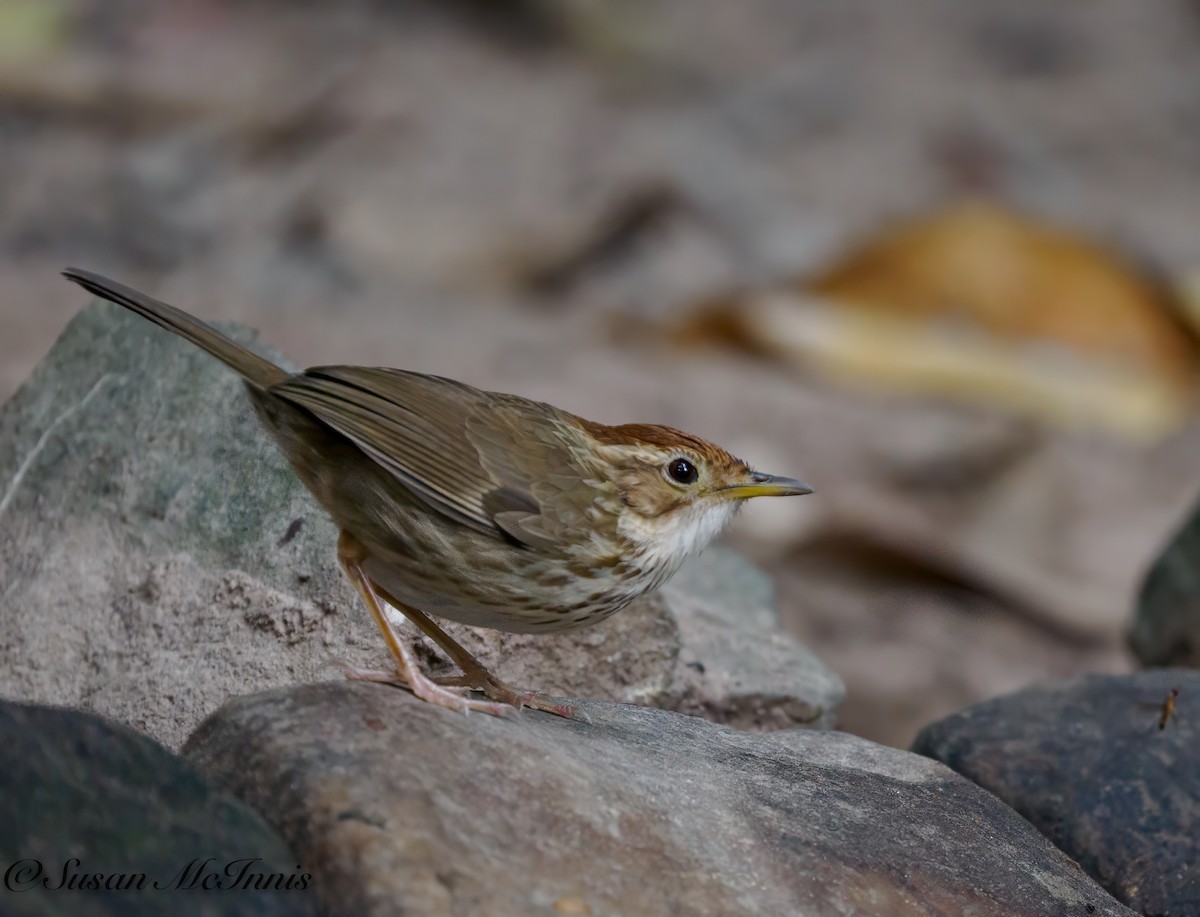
719 472 814 500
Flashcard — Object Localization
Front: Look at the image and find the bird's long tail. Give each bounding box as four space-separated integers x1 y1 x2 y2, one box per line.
62 268 288 389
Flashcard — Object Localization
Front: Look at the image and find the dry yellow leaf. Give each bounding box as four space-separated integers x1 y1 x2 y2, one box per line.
808 200 1197 393
674 201 1198 439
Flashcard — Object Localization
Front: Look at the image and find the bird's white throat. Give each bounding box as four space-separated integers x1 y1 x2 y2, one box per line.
617 497 741 577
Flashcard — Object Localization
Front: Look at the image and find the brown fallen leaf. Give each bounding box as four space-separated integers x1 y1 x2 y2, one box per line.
808 200 1197 382
672 200 1200 440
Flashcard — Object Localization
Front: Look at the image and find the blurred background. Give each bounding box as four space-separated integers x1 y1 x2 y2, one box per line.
2 0 1198 747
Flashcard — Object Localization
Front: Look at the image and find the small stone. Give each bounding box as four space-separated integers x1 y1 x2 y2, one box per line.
1130 492 1200 667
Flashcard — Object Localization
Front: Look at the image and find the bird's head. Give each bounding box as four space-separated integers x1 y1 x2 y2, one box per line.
580 421 812 570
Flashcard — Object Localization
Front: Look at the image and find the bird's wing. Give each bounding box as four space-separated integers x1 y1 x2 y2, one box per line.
270 367 603 551
464 393 615 552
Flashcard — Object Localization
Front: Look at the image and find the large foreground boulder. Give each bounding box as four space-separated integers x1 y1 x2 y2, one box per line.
0 303 841 749
913 670 1200 916
183 682 1133 917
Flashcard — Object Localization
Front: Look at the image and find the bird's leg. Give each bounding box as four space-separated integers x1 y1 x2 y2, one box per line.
371 581 576 719
337 531 515 718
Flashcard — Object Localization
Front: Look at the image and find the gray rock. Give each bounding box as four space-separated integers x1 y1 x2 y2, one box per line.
1130 492 1200 667
0 302 841 750
913 670 1200 916
183 681 1134 917
0 699 315 916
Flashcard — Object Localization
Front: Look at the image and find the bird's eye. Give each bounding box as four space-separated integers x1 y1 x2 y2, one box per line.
667 458 698 485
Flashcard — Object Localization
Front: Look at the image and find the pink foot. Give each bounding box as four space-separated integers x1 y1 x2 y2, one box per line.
329 659 517 718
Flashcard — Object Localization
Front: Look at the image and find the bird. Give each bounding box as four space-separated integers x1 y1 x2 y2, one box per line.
63 268 813 718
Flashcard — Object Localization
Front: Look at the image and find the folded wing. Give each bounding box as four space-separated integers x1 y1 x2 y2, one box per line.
271 367 605 552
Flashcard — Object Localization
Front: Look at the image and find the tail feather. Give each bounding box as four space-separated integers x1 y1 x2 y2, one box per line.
62 268 288 390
